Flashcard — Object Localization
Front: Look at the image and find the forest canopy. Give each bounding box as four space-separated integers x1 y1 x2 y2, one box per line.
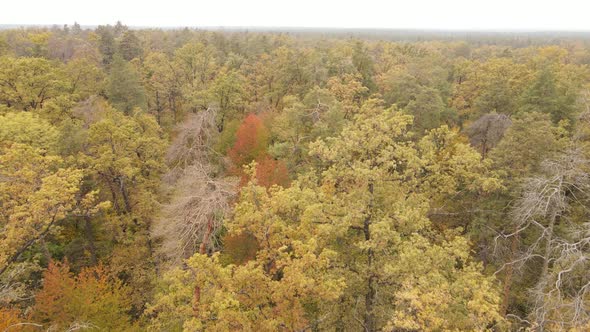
1 22 590 331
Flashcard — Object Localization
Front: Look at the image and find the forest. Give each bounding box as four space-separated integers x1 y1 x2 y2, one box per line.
0 22 589 331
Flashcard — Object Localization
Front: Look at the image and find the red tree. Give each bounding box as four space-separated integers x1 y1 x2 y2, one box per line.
228 114 269 168
254 155 290 188
237 155 291 189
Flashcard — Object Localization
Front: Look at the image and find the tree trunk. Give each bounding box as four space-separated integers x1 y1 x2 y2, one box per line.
501 232 518 316
118 177 132 213
364 182 376 332
193 218 214 318
533 212 558 331
84 216 98 265
107 180 121 213
155 90 162 125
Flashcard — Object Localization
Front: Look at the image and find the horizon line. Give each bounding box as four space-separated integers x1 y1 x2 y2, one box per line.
2 24 590 34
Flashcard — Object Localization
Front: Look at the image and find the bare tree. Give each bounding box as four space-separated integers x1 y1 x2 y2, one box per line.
154 108 237 264
164 107 219 182
467 113 511 159
496 149 590 330
154 108 238 319
157 165 236 261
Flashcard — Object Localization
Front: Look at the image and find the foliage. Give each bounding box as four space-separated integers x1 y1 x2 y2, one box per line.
107 55 147 114
1 25 590 331
228 113 269 168
0 56 69 111
34 260 134 330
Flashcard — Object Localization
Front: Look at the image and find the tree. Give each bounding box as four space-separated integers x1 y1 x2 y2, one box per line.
87 107 165 217
0 112 59 151
404 86 445 133
451 58 530 123
520 68 577 123
252 155 290 189
327 73 369 119
65 56 105 100
0 142 84 277
210 68 245 131
95 25 116 65
75 104 166 317
306 101 502 330
33 261 134 331
157 112 237 263
143 52 181 125
351 41 376 91
467 113 512 159
158 166 236 262
0 56 69 111
491 112 565 180
243 46 313 108
228 114 269 168
119 30 142 61
173 42 217 88
268 92 345 172
107 55 147 114
498 149 590 330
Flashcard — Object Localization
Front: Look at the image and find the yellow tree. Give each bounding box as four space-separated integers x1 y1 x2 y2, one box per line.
87 107 166 217
0 112 97 277
0 56 70 111
85 106 166 315
306 100 501 330
147 176 343 331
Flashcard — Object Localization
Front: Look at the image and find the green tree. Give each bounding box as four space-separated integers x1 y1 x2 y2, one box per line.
351 41 376 92
95 25 116 65
210 68 245 131
307 101 501 330
107 55 147 114
119 30 142 61
404 86 445 133
520 68 577 123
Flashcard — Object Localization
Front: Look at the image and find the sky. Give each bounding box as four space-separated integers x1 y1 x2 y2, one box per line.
1 0 590 31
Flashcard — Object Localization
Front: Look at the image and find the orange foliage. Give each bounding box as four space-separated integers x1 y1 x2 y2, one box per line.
0 308 26 331
254 154 290 188
237 154 291 189
33 261 133 330
228 113 269 167
228 114 289 189
34 261 76 325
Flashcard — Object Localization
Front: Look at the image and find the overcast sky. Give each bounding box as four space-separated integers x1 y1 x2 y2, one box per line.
1 0 590 31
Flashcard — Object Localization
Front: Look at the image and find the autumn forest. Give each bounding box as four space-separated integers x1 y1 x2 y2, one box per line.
1 23 590 331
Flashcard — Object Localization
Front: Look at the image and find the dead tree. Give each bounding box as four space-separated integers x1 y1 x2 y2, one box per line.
154 108 237 264
466 113 511 159
496 149 590 331
164 107 218 181
157 165 236 261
